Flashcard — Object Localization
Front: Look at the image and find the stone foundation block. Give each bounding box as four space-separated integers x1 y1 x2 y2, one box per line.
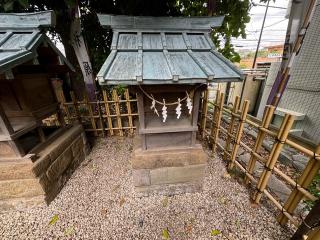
150 164 206 185
132 169 150 186
135 181 203 197
46 147 73 182
132 144 207 169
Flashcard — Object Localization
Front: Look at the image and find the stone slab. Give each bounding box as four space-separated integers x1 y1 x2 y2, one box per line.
150 164 206 185
132 169 150 186
46 147 73 182
132 144 207 169
135 181 203 197
0 179 44 200
0 160 35 180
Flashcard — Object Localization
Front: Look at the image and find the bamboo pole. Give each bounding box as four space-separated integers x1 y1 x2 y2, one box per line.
59 91 71 124
245 105 275 184
254 114 295 204
210 90 220 146
84 91 98 136
212 92 224 153
228 100 249 169
112 89 123 136
102 90 114 136
278 144 320 225
224 95 240 161
125 89 134 135
201 89 209 138
95 92 105 137
70 91 81 123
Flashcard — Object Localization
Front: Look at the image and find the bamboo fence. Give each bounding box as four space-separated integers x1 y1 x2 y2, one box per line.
199 89 320 228
56 89 138 136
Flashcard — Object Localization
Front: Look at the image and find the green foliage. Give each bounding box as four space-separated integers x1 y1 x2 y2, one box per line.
176 0 251 62
304 174 320 210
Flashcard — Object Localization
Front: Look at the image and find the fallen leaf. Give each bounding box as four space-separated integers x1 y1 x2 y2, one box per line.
223 172 231 179
235 220 240 228
119 198 125 206
49 214 59 225
162 196 169 207
101 209 108 216
112 184 120 192
219 197 227 205
162 228 170 239
211 229 221 236
184 223 192 233
64 226 74 236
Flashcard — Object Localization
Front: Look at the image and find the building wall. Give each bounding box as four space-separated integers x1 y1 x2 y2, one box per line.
257 62 281 119
259 5 320 143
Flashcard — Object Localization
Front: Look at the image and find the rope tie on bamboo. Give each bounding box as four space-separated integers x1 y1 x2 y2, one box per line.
256 187 263 194
264 165 272 172
275 138 286 144
281 206 287 214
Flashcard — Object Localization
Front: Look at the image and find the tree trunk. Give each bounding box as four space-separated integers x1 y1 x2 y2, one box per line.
54 9 86 100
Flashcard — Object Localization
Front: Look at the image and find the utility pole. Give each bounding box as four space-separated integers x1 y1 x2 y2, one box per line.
240 0 270 107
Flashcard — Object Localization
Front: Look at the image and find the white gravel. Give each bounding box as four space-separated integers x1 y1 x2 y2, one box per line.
0 137 294 239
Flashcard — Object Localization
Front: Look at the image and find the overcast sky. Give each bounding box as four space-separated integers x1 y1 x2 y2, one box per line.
56 0 290 54
232 0 289 50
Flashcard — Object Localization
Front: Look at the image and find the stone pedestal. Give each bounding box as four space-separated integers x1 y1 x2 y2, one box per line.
132 144 207 196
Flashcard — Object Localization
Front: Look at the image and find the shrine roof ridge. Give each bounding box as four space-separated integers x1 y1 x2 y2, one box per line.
97 14 224 32
0 11 55 30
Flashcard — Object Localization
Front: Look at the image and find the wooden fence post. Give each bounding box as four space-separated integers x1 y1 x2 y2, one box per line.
278 144 320 225
245 105 275 184
228 100 249 170
112 89 123 137
201 89 209 138
84 91 98 136
211 91 224 153
254 114 295 204
95 91 105 137
224 95 240 161
70 91 81 123
60 91 71 124
125 89 134 135
102 90 114 136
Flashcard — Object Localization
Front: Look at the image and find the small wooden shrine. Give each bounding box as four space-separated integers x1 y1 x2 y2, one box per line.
0 11 73 159
97 14 244 194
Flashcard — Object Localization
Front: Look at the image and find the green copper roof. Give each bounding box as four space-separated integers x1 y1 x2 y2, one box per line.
0 11 73 74
97 14 244 85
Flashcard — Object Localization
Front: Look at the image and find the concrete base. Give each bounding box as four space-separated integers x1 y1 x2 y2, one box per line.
132 144 207 195
0 124 90 210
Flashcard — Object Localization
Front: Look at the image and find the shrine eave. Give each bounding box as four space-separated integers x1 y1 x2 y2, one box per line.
0 11 74 74
97 14 244 85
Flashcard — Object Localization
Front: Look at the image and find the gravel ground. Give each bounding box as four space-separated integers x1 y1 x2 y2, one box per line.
0 137 294 239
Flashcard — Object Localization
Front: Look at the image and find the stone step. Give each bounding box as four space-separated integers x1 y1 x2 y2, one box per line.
0 179 44 200
0 159 35 181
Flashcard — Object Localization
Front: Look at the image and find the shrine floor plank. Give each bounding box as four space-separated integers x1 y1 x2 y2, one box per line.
0 117 37 141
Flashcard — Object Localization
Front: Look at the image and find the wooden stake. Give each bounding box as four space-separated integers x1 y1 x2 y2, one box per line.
210 90 220 145
228 100 249 169
112 89 123 137
59 91 71 124
254 114 295 204
84 91 98 136
102 90 114 136
70 91 81 123
212 92 224 153
95 91 105 137
245 105 275 184
201 89 209 138
278 144 320 225
224 96 240 161
125 89 134 135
